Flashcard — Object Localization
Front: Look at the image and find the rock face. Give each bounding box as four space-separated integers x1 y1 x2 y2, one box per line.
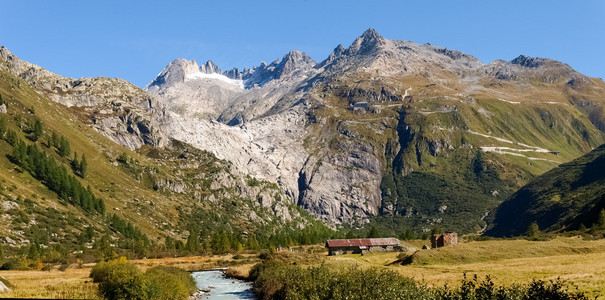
0 46 167 150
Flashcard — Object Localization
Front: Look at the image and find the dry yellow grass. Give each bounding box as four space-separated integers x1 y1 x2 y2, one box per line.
326 237 605 298
0 267 99 299
131 253 260 271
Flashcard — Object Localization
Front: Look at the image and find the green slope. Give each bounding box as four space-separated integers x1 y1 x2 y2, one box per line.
306 71 605 234
486 144 605 237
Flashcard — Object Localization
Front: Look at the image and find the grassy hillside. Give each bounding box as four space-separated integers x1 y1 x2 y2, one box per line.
486 144 605 237
306 71 605 234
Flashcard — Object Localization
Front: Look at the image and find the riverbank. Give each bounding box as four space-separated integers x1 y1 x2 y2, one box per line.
191 270 254 299
0 252 259 298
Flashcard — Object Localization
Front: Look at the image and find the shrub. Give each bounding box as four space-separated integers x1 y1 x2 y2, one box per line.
0 257 30 270
90 257 196 300
90 257 151 300
145 266 197 300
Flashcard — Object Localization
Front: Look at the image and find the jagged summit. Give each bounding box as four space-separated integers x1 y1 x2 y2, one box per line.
147 58 200 88
317 44 346 68
274 50 315 79
0 45 13 60
511 55 548 68
346 28 388 56
360 28 384 41
200 60 222 74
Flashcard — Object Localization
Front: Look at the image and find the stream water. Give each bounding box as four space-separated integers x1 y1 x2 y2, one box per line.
191 270 255 299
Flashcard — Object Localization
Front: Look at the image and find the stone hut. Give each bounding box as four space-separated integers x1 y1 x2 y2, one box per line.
430 232 458 248
325 238 402 256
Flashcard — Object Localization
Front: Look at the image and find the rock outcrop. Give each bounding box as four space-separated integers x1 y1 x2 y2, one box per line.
0 46 167 150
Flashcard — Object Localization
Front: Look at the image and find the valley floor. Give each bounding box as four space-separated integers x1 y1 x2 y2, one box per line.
0 237 603 298
326 237 605 298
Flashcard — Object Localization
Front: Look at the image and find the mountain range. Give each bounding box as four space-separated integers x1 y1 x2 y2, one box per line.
2 28 605 249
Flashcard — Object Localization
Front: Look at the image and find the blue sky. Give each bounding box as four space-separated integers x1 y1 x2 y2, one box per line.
1 0 603 87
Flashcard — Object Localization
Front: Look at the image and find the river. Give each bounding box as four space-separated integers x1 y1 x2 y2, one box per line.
191 270 255 299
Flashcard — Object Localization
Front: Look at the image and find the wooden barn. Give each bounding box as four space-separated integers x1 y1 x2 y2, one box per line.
430 232 458 248
325 238 402 256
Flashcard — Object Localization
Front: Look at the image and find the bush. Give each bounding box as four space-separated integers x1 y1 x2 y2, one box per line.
145 266 197 300
252 261 426 300
90 257 196 300
90 257 151 300
0 257 30 270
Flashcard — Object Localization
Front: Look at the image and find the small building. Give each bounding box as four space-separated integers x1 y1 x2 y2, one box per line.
351 101 369 111
430 232 458 248
325 238 402 256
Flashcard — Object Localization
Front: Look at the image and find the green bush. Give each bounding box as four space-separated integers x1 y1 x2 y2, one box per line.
90 258 196 300
145 266 197 300
90 257 151 300
0 257 30 270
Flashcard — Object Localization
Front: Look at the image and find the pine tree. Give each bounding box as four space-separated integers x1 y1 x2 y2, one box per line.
31 119 42 141
58 136 70 157
186 229 200 253
28 243 40 259
0 117 6 137
5 129 17 146
71 152 80 173
368 226 380 238
51 130 59 148
80 153 88 177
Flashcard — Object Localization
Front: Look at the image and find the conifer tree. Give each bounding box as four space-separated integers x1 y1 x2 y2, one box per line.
186 229 200 253
31 119 42 141
80 153 88 177
51 130 59 148
71 152 80 173
58 136 70 157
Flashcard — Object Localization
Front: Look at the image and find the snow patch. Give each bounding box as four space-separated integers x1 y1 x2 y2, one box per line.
497 98 520 104
186 72 244 88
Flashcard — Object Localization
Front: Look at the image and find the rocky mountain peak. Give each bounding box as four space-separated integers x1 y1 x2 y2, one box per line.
224 67 242 80
347 28 388 56
0 46 14 62
146 58 199 88
317 44 346 68
200 60 222 74
360 28 383 41
333 44 346 56
274 50 316 78
511 55 547 68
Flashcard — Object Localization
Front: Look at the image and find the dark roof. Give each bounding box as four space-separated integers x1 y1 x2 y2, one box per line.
325 238 400 248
